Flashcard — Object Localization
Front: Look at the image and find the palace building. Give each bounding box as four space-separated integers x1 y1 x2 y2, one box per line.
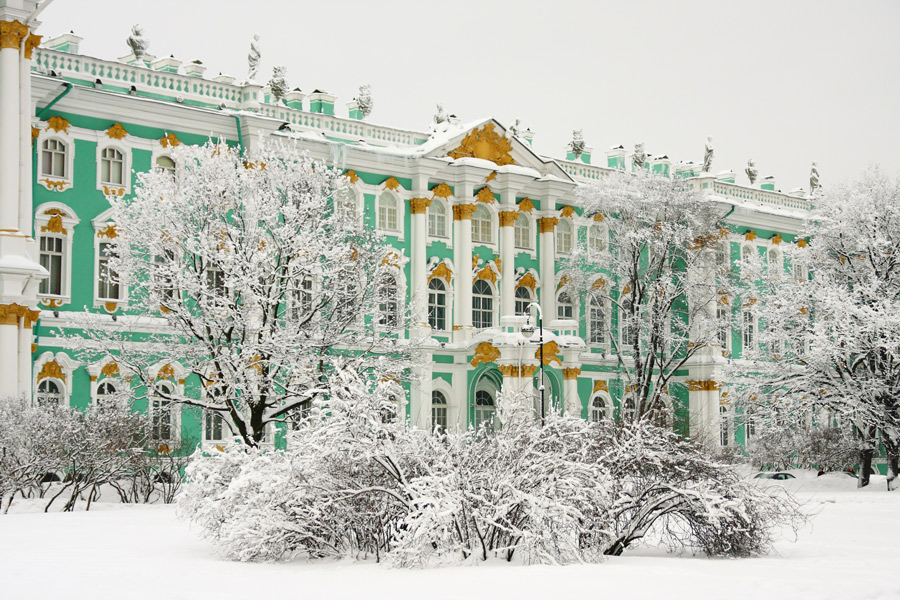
0 1 811 449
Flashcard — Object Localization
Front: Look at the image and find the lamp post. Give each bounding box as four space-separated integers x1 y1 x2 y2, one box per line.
521 302 545 426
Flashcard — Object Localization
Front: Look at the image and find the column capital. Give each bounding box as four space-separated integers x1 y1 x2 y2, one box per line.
23 33 41 59
498 210 518 227
0 303 40 327
0 20 29 51
452 203 477 220
409 197 432 214
563 367 582 380
538 217 559 233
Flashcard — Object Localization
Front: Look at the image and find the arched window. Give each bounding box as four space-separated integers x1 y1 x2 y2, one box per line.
472 279 493 329
716 241 729 271
473 389 495 431
589 296 607 345
589 223 607 252
794 261 808 282
428 201 447 237
100 147 125 185
289 276 314 322
742 308 755 353
336 189 358 221
428 278 447 331
719 405 731 446
590 395 608 423
155 155 175 175
744 405 755 442
620 296 638 348
514 212 531 249
378 193 399 232
717 305 730 350
151 381 175 441
515 286 532 316
41 139 67 178
377 273 399 327
557 291 574 320
741 245 754 278
472 204 492 244
556 219 573 254
767 249 780 280
97 241 121 301
39 234 64 296
622 395 636 423
96 381 117 408
37 379 63 407
431 390 448 433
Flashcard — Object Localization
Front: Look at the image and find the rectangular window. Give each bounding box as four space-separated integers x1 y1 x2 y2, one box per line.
151 398 172 441
717 306 729 350
204 411 226 443
41 139 67 178
97 242 120 300
589 300 607 345
39 235 64 296
101 148 124 185
743 310 755 353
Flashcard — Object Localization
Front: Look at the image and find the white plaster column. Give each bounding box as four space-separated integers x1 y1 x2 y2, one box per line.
538 216 558 324
18 32 38 235
499 208 517 321
562 366 582 418
410 354 433 430
17 315 31 395
0 313 18 397
409 197 430 329
0 20 27 232
452 198 475 340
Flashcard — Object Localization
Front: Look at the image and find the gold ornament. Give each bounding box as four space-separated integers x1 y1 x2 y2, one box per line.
106 123 128 140
470 342 501 367
448 123 515 166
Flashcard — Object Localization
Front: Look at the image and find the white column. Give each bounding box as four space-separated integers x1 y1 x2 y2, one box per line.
452 200 475 338
410 355 433 430
539 216 557 324
499 209 516 320
563 367 582 418
409 197 429 329
18 34 35 235
17 316 31 396
0 317 18 397
0 24 24 232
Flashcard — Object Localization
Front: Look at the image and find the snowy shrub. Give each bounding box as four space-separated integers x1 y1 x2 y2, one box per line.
180 384 804 564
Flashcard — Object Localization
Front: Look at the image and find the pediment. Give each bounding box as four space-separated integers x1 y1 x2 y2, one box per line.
421 118 573 182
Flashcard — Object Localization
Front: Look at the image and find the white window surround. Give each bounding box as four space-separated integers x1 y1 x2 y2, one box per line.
426 259 455 333
588 295 609 347
94 139 133 196
556 289 576 320
35 129 75 192
91 208 128 310
430 377 458 432
147 361 188 445
514 211 535 254
590 391 612 422
471 203 498 249
427 197 450 240
34 351 80 407
588 222 608 253
472 278 498 330
556 218 573 255
35 202 80 305
376 190 403 237
87 356 128 404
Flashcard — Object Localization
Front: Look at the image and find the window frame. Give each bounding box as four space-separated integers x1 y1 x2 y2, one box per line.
472 279 495 329
36 130 75 192
471 203 494 246
556 218 573 255
95 141 131 195
427 198 449 239
588 295 608 347
431 390 448 433
427 277 448 331
514 211 533 250
590 392 611 423
556 290 575 321
377 191 401 234
35 203 80 305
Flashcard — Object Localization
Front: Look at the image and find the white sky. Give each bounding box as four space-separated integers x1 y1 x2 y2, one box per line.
36 0 900 192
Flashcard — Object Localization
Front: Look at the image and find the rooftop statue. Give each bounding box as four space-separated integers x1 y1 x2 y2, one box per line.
247 34 261 81
126 24 149 62
569 129 585 159
357 84 373 118
745 159 759 185
809 162 820 195
268 66 287 102
632 142 647 170
702 136 715 173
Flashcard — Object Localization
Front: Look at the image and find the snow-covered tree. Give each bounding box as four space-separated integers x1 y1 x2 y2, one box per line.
356 84 373 118
566 172 734 426
81 141 412 447
733 168 900 488
569 129 585 158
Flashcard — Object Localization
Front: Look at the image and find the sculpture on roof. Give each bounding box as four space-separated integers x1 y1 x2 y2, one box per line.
433 103 448 125
508 118 522 137
357 84 373 118
247 34 261 81
702 136 715 173
809 162 820 196
569 129 585 159
126 24 149 62
268 66 287 102
745 159 759 185
632 142 647 170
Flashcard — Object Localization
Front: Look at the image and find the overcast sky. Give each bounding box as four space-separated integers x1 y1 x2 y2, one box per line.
36 0 900 192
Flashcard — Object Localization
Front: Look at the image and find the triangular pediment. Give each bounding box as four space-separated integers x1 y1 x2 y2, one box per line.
420 118 573 182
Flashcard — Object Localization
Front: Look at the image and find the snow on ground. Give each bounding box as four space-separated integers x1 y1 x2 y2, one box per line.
2 471 899 600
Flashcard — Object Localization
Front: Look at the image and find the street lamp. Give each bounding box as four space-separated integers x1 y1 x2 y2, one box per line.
521 302 546 426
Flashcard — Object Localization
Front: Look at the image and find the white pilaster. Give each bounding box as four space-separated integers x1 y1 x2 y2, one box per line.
499 187 516 323
539 216 557 324
0 321 17 396
18 34 34 235
17 317 30 395
0 37 22 231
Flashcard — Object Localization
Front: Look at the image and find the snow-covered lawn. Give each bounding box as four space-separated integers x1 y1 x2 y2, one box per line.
3 471 899 600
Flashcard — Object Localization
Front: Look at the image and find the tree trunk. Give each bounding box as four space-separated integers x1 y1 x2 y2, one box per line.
883 433 899 491
858 447 874 488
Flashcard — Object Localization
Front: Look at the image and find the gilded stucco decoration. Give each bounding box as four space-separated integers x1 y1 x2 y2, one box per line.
559 206 575 218
157 363 176 380
447 123 515 166
517 197 535 214
106 123 128 140
0 20 29 51
771 234 783 245
431 182 453 199
475 187 495 204
0 303 40 327
556 275 569 290
97 224 118 239
41 298 63 308
498 364 519 378
103 186 125 197
46 115 70 134
382 176 402 191
485 171 497 183
535 341 562 366
470 342 501 367
101 361 120 377
538 217 559 233
498 211 517 227
475 264 497 285
427 262 453 285
516 272 537 291
797 239 808 248
41 179 67 192
31 126 39 145
381 251 401 268
159 133 181 148
343 169 360 183
452 204 476 221
563 367 581 380
591 277 606 290
104 302 119 313
37 360 66 382
409 197 431 214
687 380 719 392
593 213 605 222
592 380 608 393
23 33 41 59
744 230 757 241
41 209 69 235
520 365 538 377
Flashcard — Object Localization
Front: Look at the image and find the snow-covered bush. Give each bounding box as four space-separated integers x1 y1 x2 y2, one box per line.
179 384 804 564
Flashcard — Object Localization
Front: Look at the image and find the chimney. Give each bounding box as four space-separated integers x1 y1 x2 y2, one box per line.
650 155 672 177
45 32 83 54
760 176 776 191
606 145 626 170
308 89 336 115
521 128 535 145
346 99 363 120
715 170 736 184
184 61 206 78
283 88 305 110
150 55 181 74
